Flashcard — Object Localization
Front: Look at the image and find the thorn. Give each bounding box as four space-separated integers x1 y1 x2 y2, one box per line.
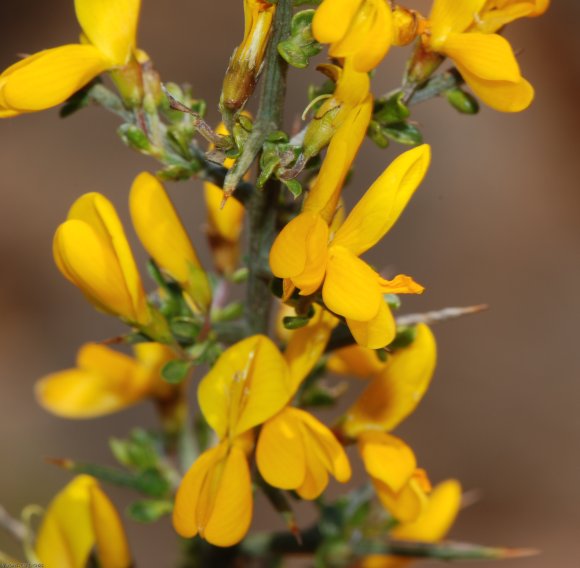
289 520 303 546
396 304 489 327
502 548 539 559
101 335 126 345
45 456 74 469
460 488 483 509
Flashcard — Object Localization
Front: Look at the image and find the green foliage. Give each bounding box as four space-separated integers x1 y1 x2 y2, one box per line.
278 10 323 69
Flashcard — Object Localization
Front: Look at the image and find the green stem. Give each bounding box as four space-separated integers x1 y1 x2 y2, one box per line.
244 0 293 335
407 69 464 106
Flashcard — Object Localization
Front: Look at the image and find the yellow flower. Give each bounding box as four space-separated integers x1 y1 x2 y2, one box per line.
362 479 462 568
423 0 536 112
474 0 550 34
174 335 292 546
331 324 437 438
35 342 176 418
220 0 276 114
35 475 131 568
312 0 394 72
53 192 151 328
129 172 212 313
204 123 245 275
270 145 430 349
0 0 141 116
359 432 430 523
303 60 373 171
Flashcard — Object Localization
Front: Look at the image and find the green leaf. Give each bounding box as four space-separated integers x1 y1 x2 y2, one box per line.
169 317 201 342
374 91 410 124
156 164 196 181
118 123 153 153
126 499 173 523
109 429 160 471
282 178 302 199
384 293 401 310
283 315 311 330
384 122 423 145
445 87 479 114
278 10 322 69
368 120 390 149
388 325 418 351
161 359 192 384
212 301 244 322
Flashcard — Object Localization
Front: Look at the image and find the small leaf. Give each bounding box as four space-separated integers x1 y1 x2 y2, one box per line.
169 317 201 342
384 293 401 310
283 315 311 330
110 429 160 471
278 10 322 69
384 122 423 145
126 499 173 523
282 178 303 199
156 164 196 181
368 120 390 149
388 326 418 351
118 123 154 153
161 359 192 384
374 91 410 124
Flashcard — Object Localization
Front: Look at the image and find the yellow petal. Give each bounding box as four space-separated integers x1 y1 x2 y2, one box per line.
373 472 429 523
333 145 431 256
429 0 486 46
392 479 462 542
133 342 178 402
198 335 292 439
35 476 99 568
346 300 396 350
173 442 252 547
257 410 307 490
89 484 132 568
312 0 364 44
284 307 336 393
359 432 416 493
342 324 437 437
327 344 387 377
129 172 211 312
458 64 534 112
67 192 150 324
442 33 521 82
53 220 146 324
328 0 393 72
475 3 536 33
270 211 329 280
204 182 244 242
304 94 373 221
323 246 381 321
75 0 140 65
0 45 108 112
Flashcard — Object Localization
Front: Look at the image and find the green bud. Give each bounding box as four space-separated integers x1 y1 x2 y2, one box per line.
389 325 418 351
283 315 311 330
169 317 201 342
212 301 244 322
110 429 160 471
383 122 423 146
384 293 401 310
118 123 153 153
230 267 249 283
445 87 480 114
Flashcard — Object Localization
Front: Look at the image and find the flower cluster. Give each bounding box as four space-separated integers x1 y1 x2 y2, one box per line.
0 0 548 565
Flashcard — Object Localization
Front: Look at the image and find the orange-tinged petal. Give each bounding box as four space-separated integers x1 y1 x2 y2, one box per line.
327 344 387 377
67 192 149 325
333 145 431 256
392 479 462 542
359 432 416 493
0 45 108 112
379 274 424 295
284 307 336 393
270 212 329 279
75 0 140 65
89 484 132 568
429 0 486 46
346 300 396 350
129 172 211 312
257 410 307 490
458 64 534 112
198 335 292 439
35 475 97 568
312 0 364 44
442 33 521 82
342 324 437 437
324 246 382 321
204 182 244 242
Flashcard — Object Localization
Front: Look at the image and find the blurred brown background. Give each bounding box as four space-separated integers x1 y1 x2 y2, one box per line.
1 1 578 566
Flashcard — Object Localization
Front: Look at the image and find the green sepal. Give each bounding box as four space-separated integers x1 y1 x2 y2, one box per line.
374 91 410 124
445 87 480 114
126 499 173 523
118 123 154 154
384 293 401 310
161 359 193 384
278 10 323 69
